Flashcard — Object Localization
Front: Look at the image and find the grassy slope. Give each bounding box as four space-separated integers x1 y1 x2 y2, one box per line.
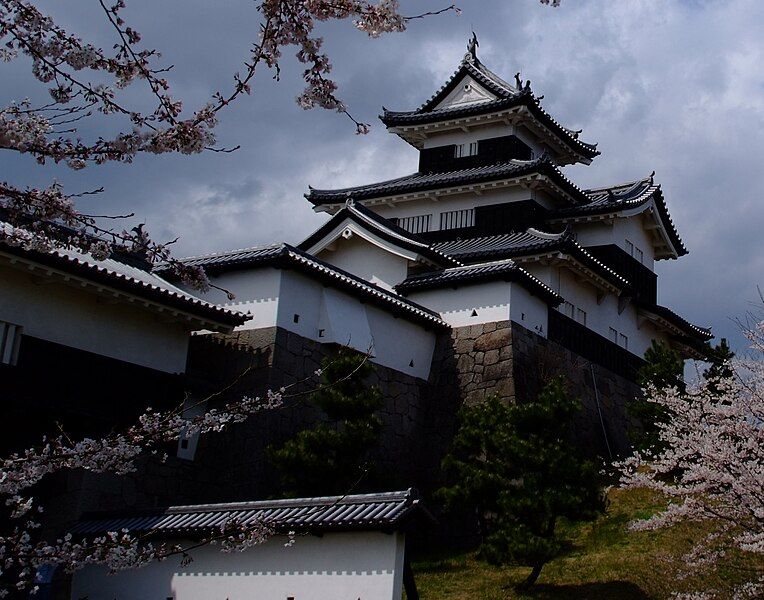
408 488 757 599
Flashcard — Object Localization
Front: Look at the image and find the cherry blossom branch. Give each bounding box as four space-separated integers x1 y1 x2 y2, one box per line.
615 316 764 597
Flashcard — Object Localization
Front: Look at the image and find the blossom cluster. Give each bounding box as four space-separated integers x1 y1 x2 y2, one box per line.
0 388 283 594
616 320 764 598
0 0 460 286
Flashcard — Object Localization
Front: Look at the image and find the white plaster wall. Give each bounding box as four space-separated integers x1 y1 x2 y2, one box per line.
199 268 280 329
0 264 189 373
192 268 436 379
279 271 436 379
365 303 437 377
407 280 510 327
573 215 655 270
316 235 410 291
508 285 549 337
71 531 406 600
523 263 668 358
615 214 655 269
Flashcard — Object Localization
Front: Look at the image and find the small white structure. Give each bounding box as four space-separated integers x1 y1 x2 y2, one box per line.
71 490 425 600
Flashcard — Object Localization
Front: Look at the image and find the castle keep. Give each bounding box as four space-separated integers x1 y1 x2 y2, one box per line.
158 38 712 494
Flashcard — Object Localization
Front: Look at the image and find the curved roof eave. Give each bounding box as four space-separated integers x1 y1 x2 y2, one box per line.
305 157 590 207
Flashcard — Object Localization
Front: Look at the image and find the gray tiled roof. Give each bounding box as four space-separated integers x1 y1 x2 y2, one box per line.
71 489 426 536
396 258 561 305
306 157 589 206
432 229 567 261
167 244 449 330
298 201 461 268
0 221 249 329
635 300 712 341
432 228 630 290
551 176 688 257
157 243 283 272
380 50 598 159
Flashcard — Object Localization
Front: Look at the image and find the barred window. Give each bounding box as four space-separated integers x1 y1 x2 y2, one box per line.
0 321 22 366
576 308 587 326
625 239 644 264
440 208 475 231
609 327 618 343
396 214 432 234
560 300 575 319
454 141 478 158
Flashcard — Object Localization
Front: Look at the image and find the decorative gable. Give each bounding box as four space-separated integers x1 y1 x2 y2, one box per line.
434 75 497 110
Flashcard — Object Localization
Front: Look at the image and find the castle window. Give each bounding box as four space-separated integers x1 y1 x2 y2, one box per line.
619 333 629 350
454 141 478 158
0 321 21 366
397 214 432 234
609 327 618 343
625 239 644 264
293 314 300 323
440 208 475 230
576 308 587 326
560 300 574 319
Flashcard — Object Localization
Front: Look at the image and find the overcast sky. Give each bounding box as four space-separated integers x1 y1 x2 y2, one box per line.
5 0 764 353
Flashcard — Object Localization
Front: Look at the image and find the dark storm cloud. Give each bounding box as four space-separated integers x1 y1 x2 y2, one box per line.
3 0 763 352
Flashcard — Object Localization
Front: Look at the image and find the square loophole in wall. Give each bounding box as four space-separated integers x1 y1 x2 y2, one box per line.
293 314 300 323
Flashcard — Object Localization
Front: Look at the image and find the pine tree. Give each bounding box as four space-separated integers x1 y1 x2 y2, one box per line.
629 340 685 451
630 339 735 451
268 349 382 497
440 378 605 587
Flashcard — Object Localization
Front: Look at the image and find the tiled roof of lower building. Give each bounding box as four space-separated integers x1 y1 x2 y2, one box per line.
305 157 589 206
167 244 449 330
1 222 249 330
157 242 284 273
395 258 561 306
71 489 427 536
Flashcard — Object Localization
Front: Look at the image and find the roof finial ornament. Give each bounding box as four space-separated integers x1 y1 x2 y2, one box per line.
345 193 355 207
649 170 656 185
466 32 479 61
515 72 522 89
607 189 616 202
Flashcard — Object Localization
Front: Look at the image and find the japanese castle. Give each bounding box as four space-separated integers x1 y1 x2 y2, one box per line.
177 36 711 390
0 37 717 599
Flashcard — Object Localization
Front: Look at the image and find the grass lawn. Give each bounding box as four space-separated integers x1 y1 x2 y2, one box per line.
407 487 759 599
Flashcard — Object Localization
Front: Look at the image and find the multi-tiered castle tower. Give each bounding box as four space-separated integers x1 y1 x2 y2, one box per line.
172 38 711 491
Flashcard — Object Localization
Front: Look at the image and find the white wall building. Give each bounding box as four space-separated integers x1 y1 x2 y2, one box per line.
71 490 425 600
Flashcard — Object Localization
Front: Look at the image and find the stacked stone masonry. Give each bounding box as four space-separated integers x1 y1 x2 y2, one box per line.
51 320 642 538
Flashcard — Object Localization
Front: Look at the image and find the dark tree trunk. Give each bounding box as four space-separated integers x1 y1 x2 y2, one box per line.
523 562 545 587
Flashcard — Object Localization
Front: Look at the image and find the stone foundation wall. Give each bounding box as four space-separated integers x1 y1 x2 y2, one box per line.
47 320 642 532
440 320 641 457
